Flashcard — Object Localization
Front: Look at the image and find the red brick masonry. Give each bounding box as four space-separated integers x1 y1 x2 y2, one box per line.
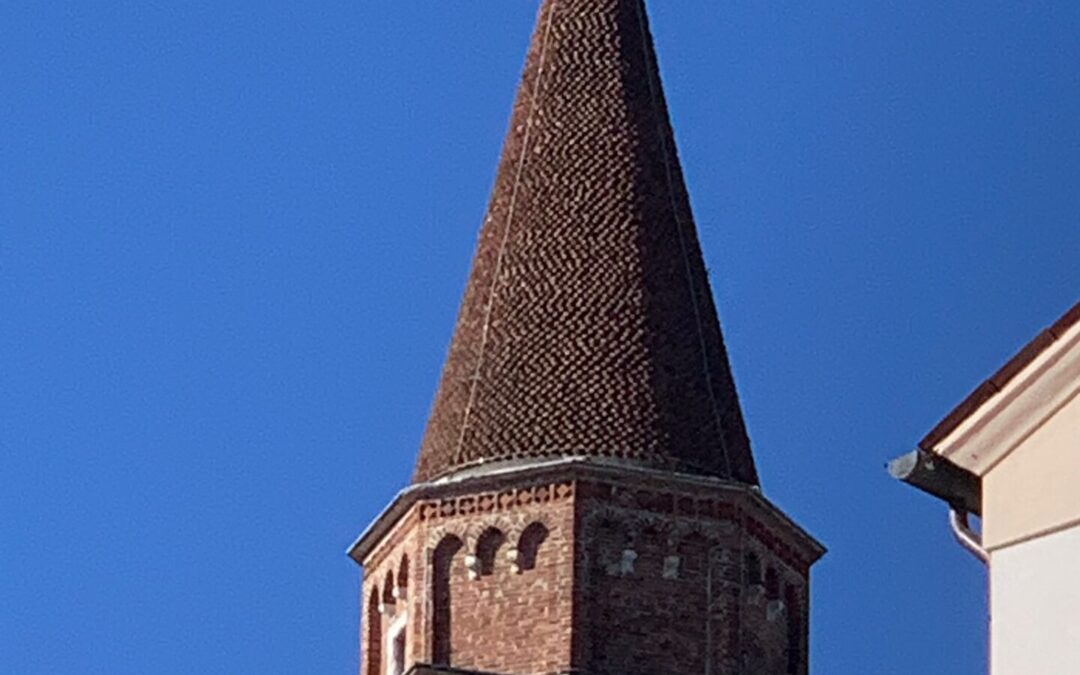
359 464 823 675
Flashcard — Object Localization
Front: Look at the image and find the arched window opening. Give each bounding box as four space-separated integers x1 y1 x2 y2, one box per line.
396 555 410 600
475 528 505 577
386 609 408 675
745 551 762 586
432 535 463 666
382 571 396 606
366 587 382 675
517 522 549 572
390 621 406 675
764 566 780 600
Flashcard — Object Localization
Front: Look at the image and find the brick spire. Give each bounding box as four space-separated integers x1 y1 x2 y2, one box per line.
413 0 758 485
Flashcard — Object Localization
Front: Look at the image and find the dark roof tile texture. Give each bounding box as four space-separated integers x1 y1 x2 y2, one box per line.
413 0 759 485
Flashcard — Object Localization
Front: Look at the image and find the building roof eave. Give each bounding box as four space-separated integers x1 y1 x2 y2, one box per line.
348 455 825 567
891 298 1079 510
920 299 1080 453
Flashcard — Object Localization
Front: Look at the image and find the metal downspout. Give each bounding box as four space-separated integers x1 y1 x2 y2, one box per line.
949 509 989 564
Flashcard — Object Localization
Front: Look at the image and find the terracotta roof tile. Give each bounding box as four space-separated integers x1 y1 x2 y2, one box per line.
413 0 758 485
920 298 1080 450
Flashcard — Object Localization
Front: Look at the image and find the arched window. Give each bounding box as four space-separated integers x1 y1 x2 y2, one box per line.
475 528 505 577
366 587 382 675
382 571 396 606
396 555 409 599
745 551 762 586
517 522 549 572
386 604 408 675
764 566 780 601
432 535 463 666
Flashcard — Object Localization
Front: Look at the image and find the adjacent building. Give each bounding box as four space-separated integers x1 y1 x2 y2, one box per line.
891 300 1080 674
348 1 824 673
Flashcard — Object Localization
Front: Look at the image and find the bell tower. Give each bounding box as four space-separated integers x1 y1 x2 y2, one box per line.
349 1 824 674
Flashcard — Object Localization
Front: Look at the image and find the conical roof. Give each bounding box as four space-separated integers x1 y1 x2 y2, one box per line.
413 0 759 485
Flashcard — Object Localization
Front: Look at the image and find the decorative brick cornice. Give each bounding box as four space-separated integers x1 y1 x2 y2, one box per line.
418 481 574 523
351 457 822 570
580 481 816 574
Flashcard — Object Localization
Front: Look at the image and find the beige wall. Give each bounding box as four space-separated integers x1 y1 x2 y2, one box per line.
983 385 1080 675
983 391 1080 551
990 525 1080 675
925 309 1080 675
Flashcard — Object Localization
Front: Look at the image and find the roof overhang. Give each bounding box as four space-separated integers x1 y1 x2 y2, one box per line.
347 455 825 567
891 300 1080 508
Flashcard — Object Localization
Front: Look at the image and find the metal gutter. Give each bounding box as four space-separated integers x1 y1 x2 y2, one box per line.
888 448 981 515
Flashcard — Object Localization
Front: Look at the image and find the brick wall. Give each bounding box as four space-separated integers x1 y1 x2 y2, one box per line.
359 471 815 675
575 484 809 675
432 497 575 674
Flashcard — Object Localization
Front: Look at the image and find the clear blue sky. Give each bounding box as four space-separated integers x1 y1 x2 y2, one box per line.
2 2 1078 673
